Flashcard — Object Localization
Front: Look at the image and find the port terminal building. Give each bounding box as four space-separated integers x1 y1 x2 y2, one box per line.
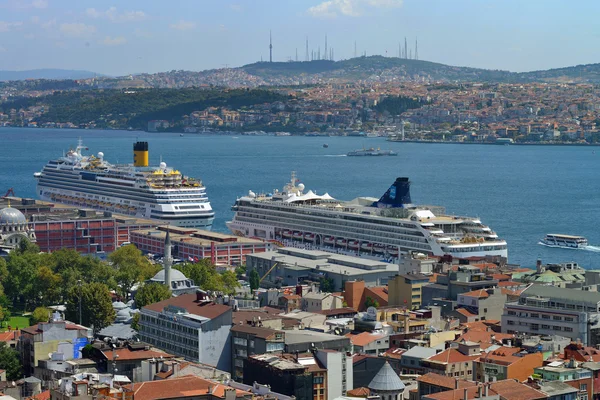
246 247 400 289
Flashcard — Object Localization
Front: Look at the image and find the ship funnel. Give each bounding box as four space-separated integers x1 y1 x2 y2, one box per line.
374 177 412 208
133 141 149 167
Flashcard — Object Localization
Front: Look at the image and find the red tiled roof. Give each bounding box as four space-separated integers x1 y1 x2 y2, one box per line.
123 376 250 400
345 332 387 347
455 308 477 318
426 348 480 364
0 330 20 342
347 387 370 397
27 390 51 400
417 373 476 389
460 289 489 299
489 380 546 400
317 307 357 317
454 330 513 344
143 295 231 319
100 347 175 362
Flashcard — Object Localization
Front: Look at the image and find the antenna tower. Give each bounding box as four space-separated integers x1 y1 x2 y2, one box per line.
354 41 357 58
404 37 408 58
269 30 273 62
324 35 328 60
306 37 309 61
415 37 418 60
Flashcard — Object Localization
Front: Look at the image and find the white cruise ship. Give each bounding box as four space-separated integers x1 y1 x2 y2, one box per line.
34 140 214 228
227 173 507 259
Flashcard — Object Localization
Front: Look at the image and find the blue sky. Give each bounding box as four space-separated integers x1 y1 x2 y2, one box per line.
0 0 599 76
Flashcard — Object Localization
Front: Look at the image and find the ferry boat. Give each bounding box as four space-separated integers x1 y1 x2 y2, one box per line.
540 234 588 249
34 140 215 228
347 147 397 157
227 173 508 258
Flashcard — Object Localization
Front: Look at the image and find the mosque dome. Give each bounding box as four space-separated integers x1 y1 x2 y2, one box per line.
115 309 132 323
151 268 187 283
112 301 127 310
0 208 26 225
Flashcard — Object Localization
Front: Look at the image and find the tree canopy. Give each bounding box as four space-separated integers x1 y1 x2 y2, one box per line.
249 269 260 291
66 282 115 333
174 259 240 295
0 342 22 381
109 245 160 299
135 283 171 309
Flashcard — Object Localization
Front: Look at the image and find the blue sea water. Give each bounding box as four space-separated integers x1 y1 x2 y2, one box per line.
2 127 600 268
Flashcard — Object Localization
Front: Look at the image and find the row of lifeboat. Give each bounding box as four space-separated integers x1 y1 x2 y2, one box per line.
49 193 138 214
281 230 399 256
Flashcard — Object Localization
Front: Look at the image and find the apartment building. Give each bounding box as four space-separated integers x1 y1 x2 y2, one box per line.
501 285 600 346
139 290 232 371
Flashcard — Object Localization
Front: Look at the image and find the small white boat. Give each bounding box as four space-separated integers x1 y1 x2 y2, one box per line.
348 240 360 250
293 231 303 239
336 238 347 246
282 230 293 238
540 234 588 249
304 233 316 241
361 242 373 251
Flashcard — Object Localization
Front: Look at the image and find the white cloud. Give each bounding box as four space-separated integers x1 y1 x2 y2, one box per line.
229 4 243 12
0 21 23 32
30 15 40 23
32 0 48 9
59 22 96 37
101 35 126 46
307 0 402 18
170 20 196 31
86 7 147 23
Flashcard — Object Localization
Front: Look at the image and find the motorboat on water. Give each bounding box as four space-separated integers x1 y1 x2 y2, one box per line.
540 234 588 249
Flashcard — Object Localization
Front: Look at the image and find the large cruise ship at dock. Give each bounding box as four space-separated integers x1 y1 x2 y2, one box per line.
227 173 507 259
35 140 214 228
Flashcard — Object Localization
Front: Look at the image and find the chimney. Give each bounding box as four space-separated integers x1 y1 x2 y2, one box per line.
484 384 489 397
536 259 543 273
463 388 468 400
455 378 459 389
477 385 482 398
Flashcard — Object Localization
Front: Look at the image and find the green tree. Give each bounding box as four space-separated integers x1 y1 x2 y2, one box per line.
30 307 51 324
4 250 42 310
131 312 140 331
221 270 240 295
0 342 22 381
364 296 379 309
16 238 40 255
249 269 260 291
66 282 115 333
234 265 247 279
109 245 159 299
319 277 335 293
135 283 171 309
34 266 62 306
175 260 224 292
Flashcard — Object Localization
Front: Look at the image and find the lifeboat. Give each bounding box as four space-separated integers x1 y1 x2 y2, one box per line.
282 230 293 238
336 238 347 246
361 242 373 251
373 244 385 253
323 236 335 245
293 231 303 239
387 246 399 256
304 233 316 241
348 240 360 250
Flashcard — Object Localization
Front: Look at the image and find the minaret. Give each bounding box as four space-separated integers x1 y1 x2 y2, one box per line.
164 230 172 290
269 30 273 63
415 37 418 60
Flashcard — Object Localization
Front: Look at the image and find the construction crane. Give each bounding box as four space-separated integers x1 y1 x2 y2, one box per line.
2 188 15 198
260 262 279 283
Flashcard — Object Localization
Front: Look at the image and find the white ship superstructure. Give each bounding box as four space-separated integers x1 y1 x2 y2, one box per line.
35 140 214 228
227 173 507 259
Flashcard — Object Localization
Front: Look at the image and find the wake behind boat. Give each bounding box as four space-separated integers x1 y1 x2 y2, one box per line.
540 234 588 249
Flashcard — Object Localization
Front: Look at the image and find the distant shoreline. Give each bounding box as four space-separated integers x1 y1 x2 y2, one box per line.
388 139 600 147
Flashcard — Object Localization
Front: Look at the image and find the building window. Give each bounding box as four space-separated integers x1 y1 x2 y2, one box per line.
541 314 550 320
581 384 587 391
507 320 515 325
233 337 247 346
553 316 562 321
553 326 562 331
530 313 539 318
542 324 550 329
564 327 573 332
564 317 574 322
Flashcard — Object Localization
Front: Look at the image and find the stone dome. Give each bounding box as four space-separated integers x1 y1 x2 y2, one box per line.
368 361 405 392
115 308 131 323
0 208 26 225
112 301 127 310
151 268 187 283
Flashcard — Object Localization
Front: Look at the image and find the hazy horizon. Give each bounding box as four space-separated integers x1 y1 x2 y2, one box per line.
1 0 599 76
